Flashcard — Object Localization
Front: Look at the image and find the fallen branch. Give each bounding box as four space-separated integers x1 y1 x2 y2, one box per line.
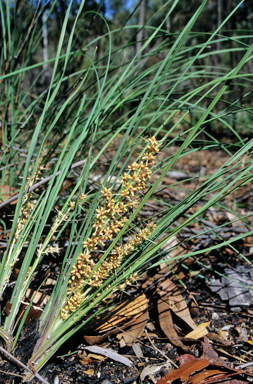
0 159 87 209
0 346 50 384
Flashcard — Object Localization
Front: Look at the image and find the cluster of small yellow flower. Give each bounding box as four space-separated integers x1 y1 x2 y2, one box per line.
14 169 42 241
42 194 87 258
61 137 159 319
2 169 42 292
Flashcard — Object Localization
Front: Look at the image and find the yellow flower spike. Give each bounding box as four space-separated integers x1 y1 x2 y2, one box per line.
110 223 120 233
148 136 159 147
70 201 75 210
128 162 139 171
95 207 107 219
101 187 112 200
121 173 129 183
142 152 155 162
79 193 86 202
61 137 160 319
121 189 130 198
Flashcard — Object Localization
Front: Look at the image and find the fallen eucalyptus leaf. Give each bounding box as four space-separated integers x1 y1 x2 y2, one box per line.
184 322 210 340
83 346 133 367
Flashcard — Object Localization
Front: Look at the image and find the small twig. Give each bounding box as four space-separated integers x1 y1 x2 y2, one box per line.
0 346 50 384
3 143 29 153
236 361 253 370
145 330 177 368
0 160 29 172
0 369 23 378
0 159 87 209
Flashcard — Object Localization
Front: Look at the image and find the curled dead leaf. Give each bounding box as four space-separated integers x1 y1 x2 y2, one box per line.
157 277 197 350
83 294 149 345
116 310 149 346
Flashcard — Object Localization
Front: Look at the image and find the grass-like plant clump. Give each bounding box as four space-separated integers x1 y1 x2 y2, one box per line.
1 0 253 382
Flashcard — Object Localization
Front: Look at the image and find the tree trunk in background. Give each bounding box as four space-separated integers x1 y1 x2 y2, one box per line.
41 10 49 85
136 0 145 56
226 0 237 131
213 0 221 68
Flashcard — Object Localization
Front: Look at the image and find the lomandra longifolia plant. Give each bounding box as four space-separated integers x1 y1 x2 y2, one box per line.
1 137 162 381
2 0 253 382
